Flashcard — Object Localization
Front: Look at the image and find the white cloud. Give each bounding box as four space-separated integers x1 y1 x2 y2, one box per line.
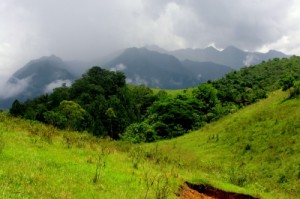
0 76 32 99
243 54 259 66
44 79 72 93
110 63 127 72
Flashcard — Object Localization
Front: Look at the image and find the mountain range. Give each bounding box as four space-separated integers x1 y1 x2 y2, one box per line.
169 46 288 69
0 45 289 108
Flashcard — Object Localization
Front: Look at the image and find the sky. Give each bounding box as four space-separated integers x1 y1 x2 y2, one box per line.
1 0 300 80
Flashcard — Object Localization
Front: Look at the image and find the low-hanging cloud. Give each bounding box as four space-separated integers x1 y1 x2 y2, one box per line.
243 54 259 66
110 63 127 72
44 79 72 94
0 76 32 99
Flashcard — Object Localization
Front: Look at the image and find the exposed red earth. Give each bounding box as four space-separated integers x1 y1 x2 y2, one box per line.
178 182 260 199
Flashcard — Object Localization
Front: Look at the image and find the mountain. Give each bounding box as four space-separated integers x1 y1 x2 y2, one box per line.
170 46 289 69
181 60 233 83
103 47 232 89
103 47 197 89
0 55 76 108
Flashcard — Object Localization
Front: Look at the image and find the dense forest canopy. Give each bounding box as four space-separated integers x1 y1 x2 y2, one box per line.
9 56 300 142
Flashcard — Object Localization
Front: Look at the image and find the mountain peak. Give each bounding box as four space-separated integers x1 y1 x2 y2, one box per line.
223 46 241 52
143 45 167 54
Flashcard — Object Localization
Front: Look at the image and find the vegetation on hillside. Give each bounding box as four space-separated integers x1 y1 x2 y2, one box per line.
9 56 300 142
1 89 299 198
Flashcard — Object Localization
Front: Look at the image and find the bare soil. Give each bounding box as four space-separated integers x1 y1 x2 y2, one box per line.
178 182 260 199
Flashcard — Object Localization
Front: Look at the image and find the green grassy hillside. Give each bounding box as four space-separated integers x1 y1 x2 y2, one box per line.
144 90 300 198
0 90 299 198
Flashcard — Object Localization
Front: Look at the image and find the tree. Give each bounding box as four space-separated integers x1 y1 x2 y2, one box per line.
58 100 90 131
193 83 219 112
281 75 295 96
105 107 117 138
9 100 25 116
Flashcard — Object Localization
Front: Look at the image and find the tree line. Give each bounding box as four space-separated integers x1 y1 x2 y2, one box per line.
9 56 300 142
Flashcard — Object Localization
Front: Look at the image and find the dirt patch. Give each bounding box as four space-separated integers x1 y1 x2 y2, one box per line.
178 182 260 199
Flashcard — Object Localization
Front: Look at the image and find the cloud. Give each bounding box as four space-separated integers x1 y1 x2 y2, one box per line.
0 0 300 82
44 79 72 93
0 76 32 99
110 63 127 72
243 54 259 66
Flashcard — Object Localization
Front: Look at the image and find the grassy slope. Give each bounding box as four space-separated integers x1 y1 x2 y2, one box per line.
145 90 300 198
0 118 178 198
0 90 299 198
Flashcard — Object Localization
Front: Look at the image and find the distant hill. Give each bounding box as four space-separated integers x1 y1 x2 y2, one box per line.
103 47 233 89
169 46 289 69
0 55 76 108
181 60 233 83
103 47 196 89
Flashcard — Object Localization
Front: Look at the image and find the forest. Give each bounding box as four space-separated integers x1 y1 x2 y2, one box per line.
9 56 300 143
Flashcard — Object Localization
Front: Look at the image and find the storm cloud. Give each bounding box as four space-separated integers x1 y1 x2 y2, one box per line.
0 0 300 79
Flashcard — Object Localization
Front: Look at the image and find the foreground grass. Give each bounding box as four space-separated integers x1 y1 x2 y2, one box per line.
0 90 299 198
0 116 179 198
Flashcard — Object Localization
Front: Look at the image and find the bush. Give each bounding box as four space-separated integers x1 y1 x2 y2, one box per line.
121 122 157 143
290 81 300 98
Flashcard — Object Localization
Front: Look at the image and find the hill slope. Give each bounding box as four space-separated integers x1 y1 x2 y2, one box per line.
146 90 300 198
0 90 299 198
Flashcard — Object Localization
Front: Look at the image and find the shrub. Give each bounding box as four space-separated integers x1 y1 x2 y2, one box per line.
121 122 157 143
290 81 300 98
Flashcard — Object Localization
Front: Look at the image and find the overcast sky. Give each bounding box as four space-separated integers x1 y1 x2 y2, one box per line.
1 0 300 79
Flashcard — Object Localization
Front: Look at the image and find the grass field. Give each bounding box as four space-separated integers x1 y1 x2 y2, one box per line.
0 90 299 198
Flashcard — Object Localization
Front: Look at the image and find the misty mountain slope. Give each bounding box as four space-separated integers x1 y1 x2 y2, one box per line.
181 60 233 82
170 46 289 69
10 55 74 86
104 47 199 89
0 55 76 108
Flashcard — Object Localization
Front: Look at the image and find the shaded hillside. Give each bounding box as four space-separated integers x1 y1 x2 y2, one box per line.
104 47 234 89
181 60 233 83
104 47 198 89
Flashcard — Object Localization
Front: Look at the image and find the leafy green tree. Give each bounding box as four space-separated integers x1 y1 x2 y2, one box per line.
130 85 155 121
193 83 219 112
121 122 156 143
105 107 117 138
281 75 295 96
58 100 90 131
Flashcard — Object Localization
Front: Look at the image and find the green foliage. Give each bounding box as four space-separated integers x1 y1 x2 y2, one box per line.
121 122 157 143
8 56 300 143
58 100 90 131
43 111 67 129
281 75 295 92
1 90 300 198
290 81 300 98
9 100 25 116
